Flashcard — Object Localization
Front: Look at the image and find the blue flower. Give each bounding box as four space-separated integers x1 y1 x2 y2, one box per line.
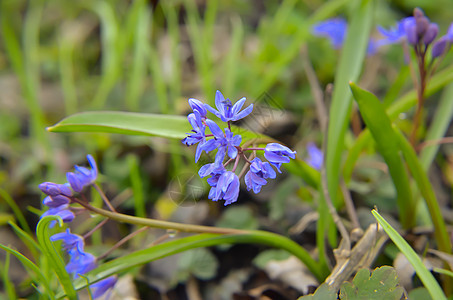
51 229 84 251
306 143 323 170
209 171 240 206
182 111 208 162
312 18 347 49
245 158 276 193
377 8 439 47
189 98 208 119
42 195 71 208
41 204 75 226
39 182 73 197
91 276 118 299
207 119 242 158
264 143 296 172
51 229 115 298
51 229 97 278
205 90 253 122
66 154 98 192
377 17 415 46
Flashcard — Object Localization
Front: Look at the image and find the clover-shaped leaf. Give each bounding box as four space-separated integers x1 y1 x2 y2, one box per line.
339 266 404 300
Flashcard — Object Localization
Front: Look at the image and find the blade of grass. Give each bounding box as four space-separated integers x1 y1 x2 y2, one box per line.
160 1 181 109
419 83 453 170
90 1 120 109
222 15 244 97
372 209 446 300
8 221 41 261
183 0 216 101
127 155 145 219
393 127 451 254
325 0 374 208
350 82 415 228
36 216 77 300
3 252 17 300
59 35 78 115
1 0 53 164
0 188 32 235
126 0 149 111
0 243 55 300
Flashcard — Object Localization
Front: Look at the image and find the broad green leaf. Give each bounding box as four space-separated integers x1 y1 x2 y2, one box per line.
393 128 451 254
36 216 77 300
47 111 271 144
325 0 374 207
339 266 403 300
350 82 415 228
47 111 190 139
372 210 446 300
0 243 55 300
298 282 337 300
177 248 219 282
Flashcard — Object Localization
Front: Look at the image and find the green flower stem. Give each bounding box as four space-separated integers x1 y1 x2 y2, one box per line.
72 198 327 281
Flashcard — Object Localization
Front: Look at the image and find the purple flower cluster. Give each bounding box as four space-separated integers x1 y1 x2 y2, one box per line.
312 9 453 59
182 91 296 205
39 155 98 225
51 229 117 298
38 155 116 298
378 8 452 58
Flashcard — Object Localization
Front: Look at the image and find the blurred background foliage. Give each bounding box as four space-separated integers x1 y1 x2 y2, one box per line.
1 0 453 298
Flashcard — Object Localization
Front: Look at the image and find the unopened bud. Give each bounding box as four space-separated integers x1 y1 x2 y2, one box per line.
423 23 439 45
432 37 448 58
413 7 424 19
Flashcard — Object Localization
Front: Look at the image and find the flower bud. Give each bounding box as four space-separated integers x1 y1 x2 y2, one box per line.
423 23 439 45
432 37 448 58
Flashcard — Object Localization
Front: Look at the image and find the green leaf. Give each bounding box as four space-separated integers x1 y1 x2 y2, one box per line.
408 287 432 300
47 111 270 144
325 0 374 207
393 127 451 254
177 248 219 281
216 206 259 230
372 210 446 300
350 82 415 228
3 252 17 300
253 249 291 269
339 266 403 300
36 216 77 300
47 111 190 139
0 243 55 300
298 282 337 300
